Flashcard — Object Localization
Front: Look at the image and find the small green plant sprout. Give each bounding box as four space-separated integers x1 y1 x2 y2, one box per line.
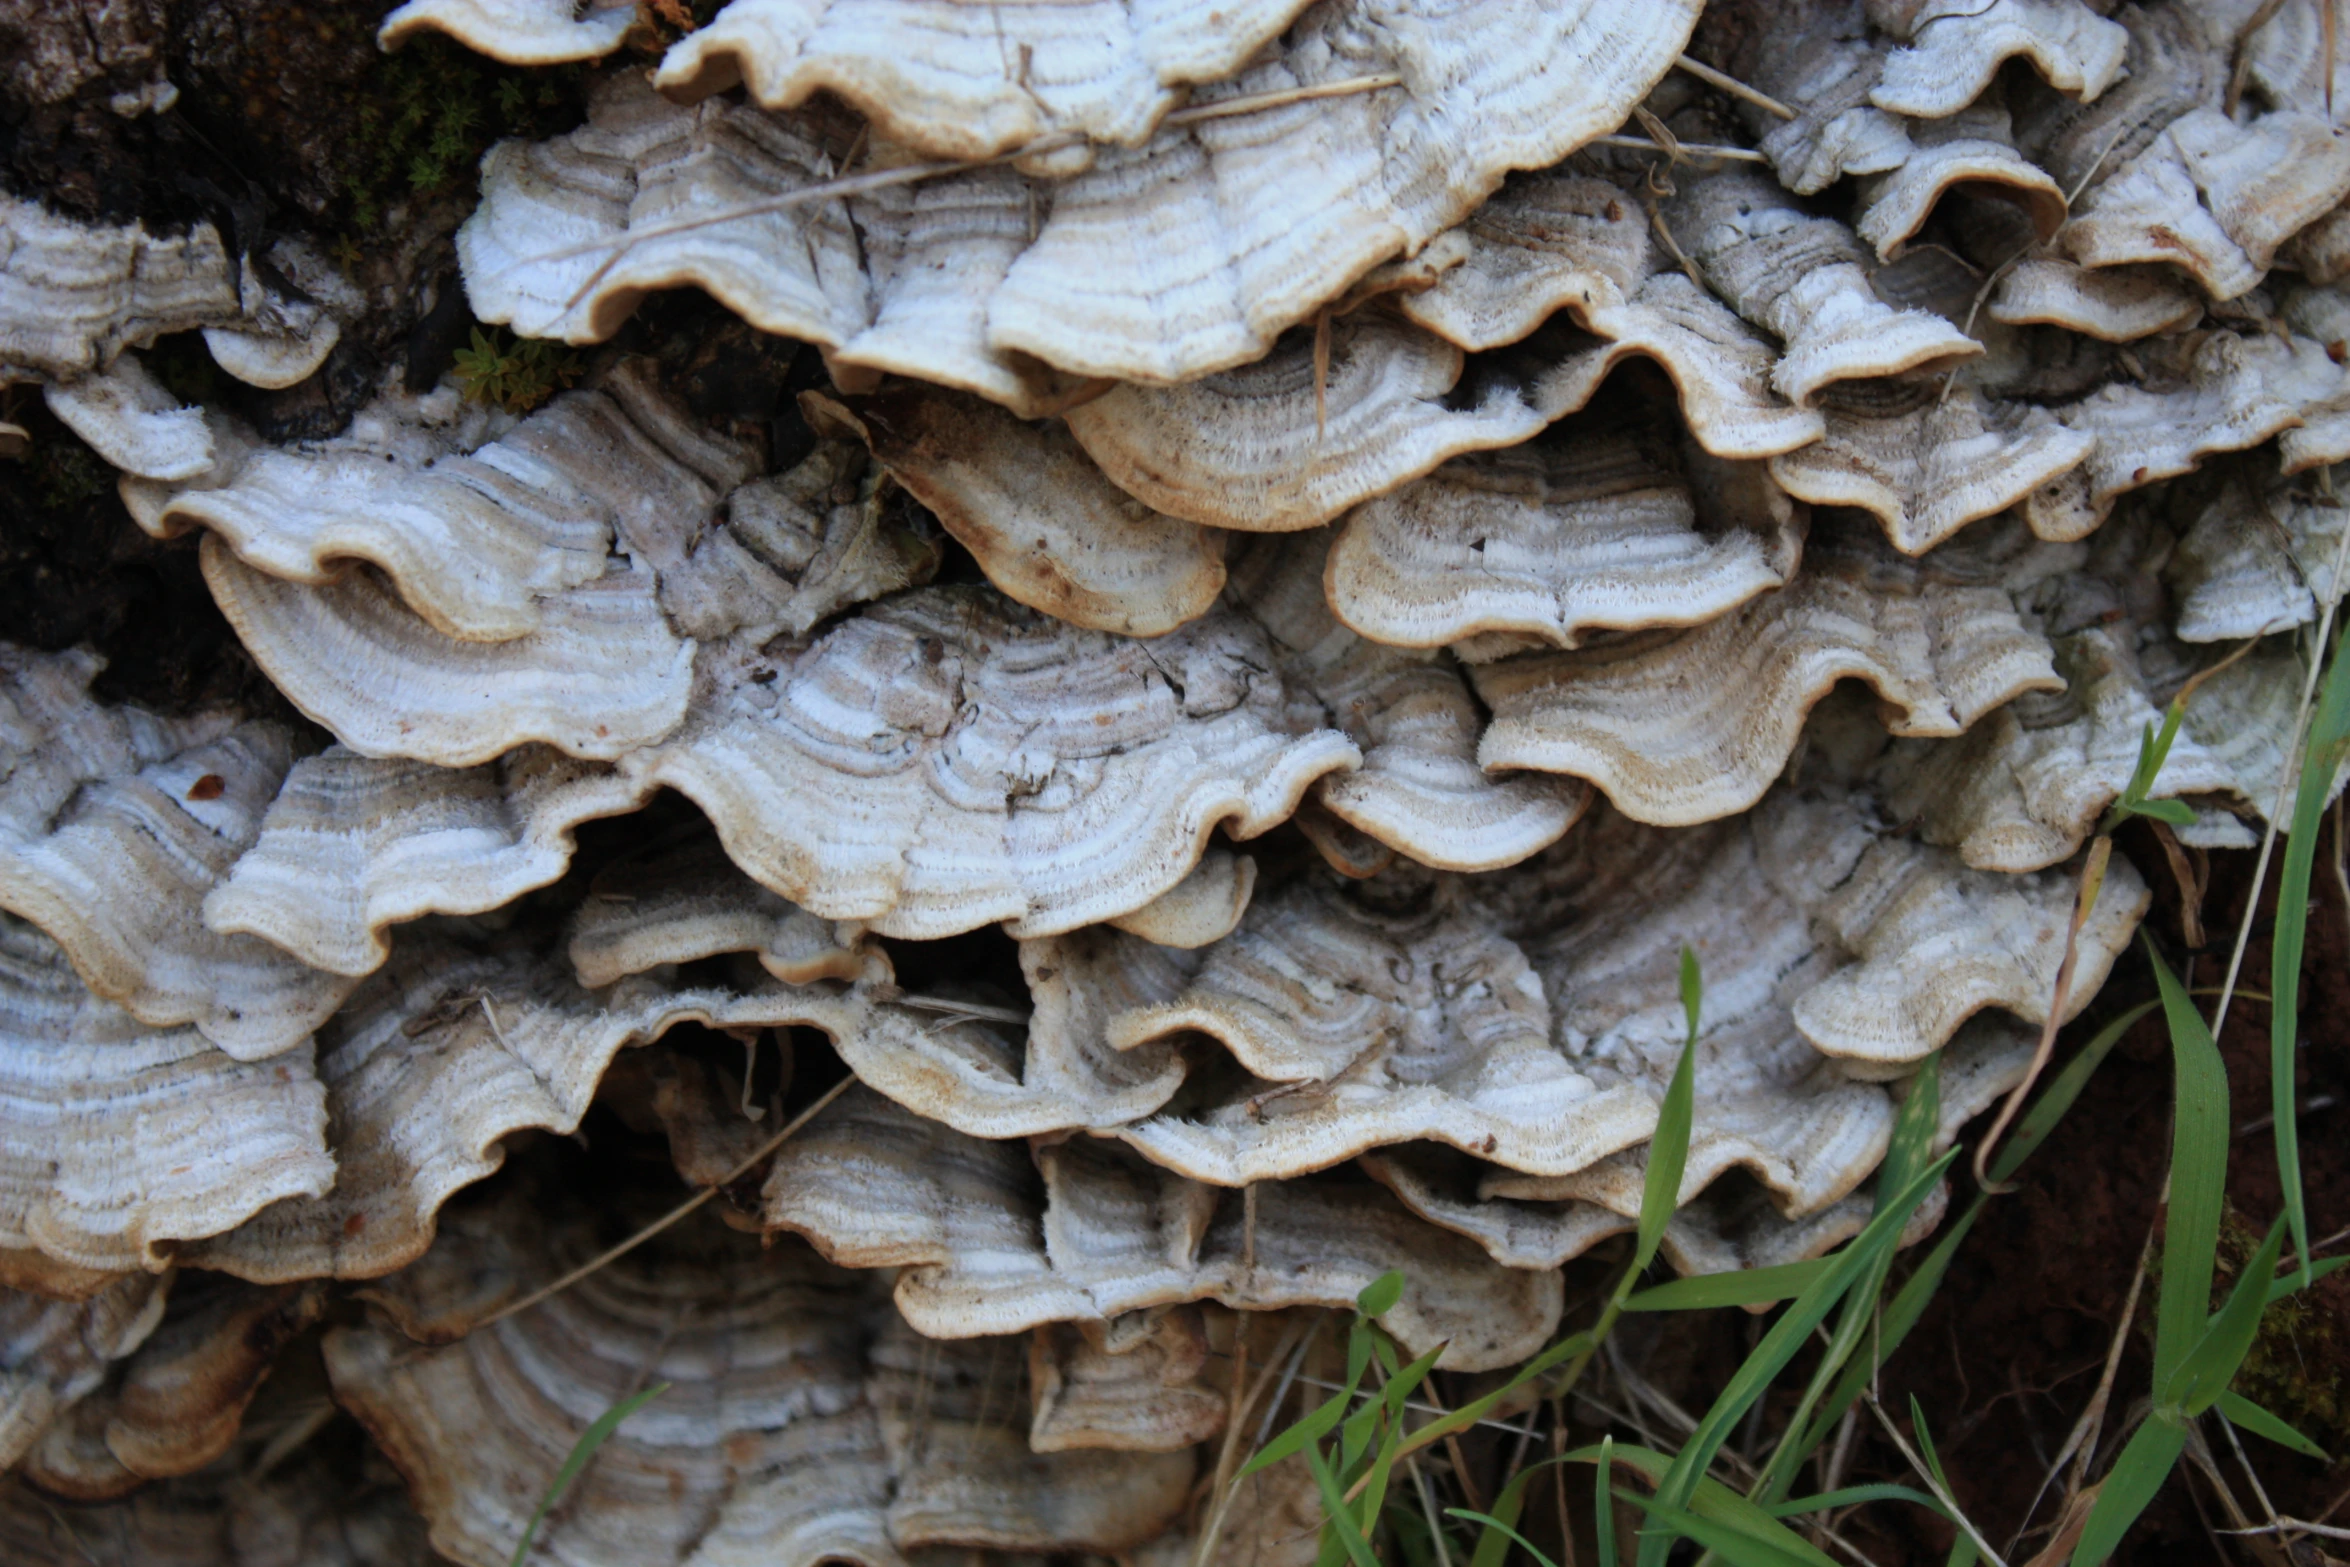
452 327 583 414
1239 1266 1446 1567
507 1380 668 1566
1972 644 2250 1191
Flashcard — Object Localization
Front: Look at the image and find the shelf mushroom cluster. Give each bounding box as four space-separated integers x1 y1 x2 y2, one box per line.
4 0 2348 1560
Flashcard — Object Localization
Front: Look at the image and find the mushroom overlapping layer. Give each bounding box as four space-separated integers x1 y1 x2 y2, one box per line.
0 646 355 1057
202 744 649 978
456 0 1701 391
0 198 344 394
999 783 2140 1191
1 1424 436 1567
1324 412 1805 654
653 0 1320 160
0 915 331 1273
178 927 1115 1282
810 386 1228 635
1471 518 2067 825
1879 624 2341 868
326 1183 1197 1567
1365 1012 2031 1275
14 1274 324 1500
21 0 2350 1550
0 1272 168 1472
379 0 643 63
761 1084 1563 1371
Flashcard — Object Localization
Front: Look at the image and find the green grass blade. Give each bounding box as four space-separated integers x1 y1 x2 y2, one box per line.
2069 1417 2188 1567
1447 1509 1560 1567
1595 1436 1619 1567
1616 1492 1822 1567
1636 955 1703 1277
1778 1000 2153 1461
1355 1343 1445 1538
1358 1269 1406 1318
2147 941 2230 1395
2117 797 2198 826
2271 625 2350 1285
507 1381 669 1567
2167 1213 2287 1417
1623 1260 1832 1312
1390 1329 1597 1466
1767 1484 1950 1520
1565 1445 1837 1567
1637 1152 1958 1566
2268 1254 2350 1304
2218 1390 2330 1460
1796 1195 1985 1461
1463 1464 1545 1567
1243 1398 1348 1479
1906 1397 1953 1495
1883 1054 1943 1199
2107 711 2187 830
1755 1057 1945 1502
1990 1002 2160 1186
1242 1337 1372 1480
2130 716 2176 802
1389 1501 1438 1567
1382 1340 1446 1428
1340 1393 1380 1474
1306 1442 1382 1567
1681 946 1704 1040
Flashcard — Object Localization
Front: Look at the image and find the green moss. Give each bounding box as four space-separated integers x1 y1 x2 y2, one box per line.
2217 1207 2350 1452
30 441 112 513
451 327 584 414
338 39 583 240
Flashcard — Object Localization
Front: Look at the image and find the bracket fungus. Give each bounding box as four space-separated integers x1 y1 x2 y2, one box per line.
762 1084 1564 1371
1325 414 1805 654
14 0 2350 1552
1062 313 1548 533
326 1179 1196 1567
16 1275 324 1501
0 646 355 1058
652 0 1319 161
808 385 1228 636
0 1271 168 1473
458 0 1701 389
1664 167 1983 406
0 916 331 1275
378 0 641 63
202 745 650 980
1365 1011 2034 1276
1867 0 2128 121
0 198 344 396
1226 532 1589 872
1473 518 2064 825
0 1437 435 1566
1768 378 2093 555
